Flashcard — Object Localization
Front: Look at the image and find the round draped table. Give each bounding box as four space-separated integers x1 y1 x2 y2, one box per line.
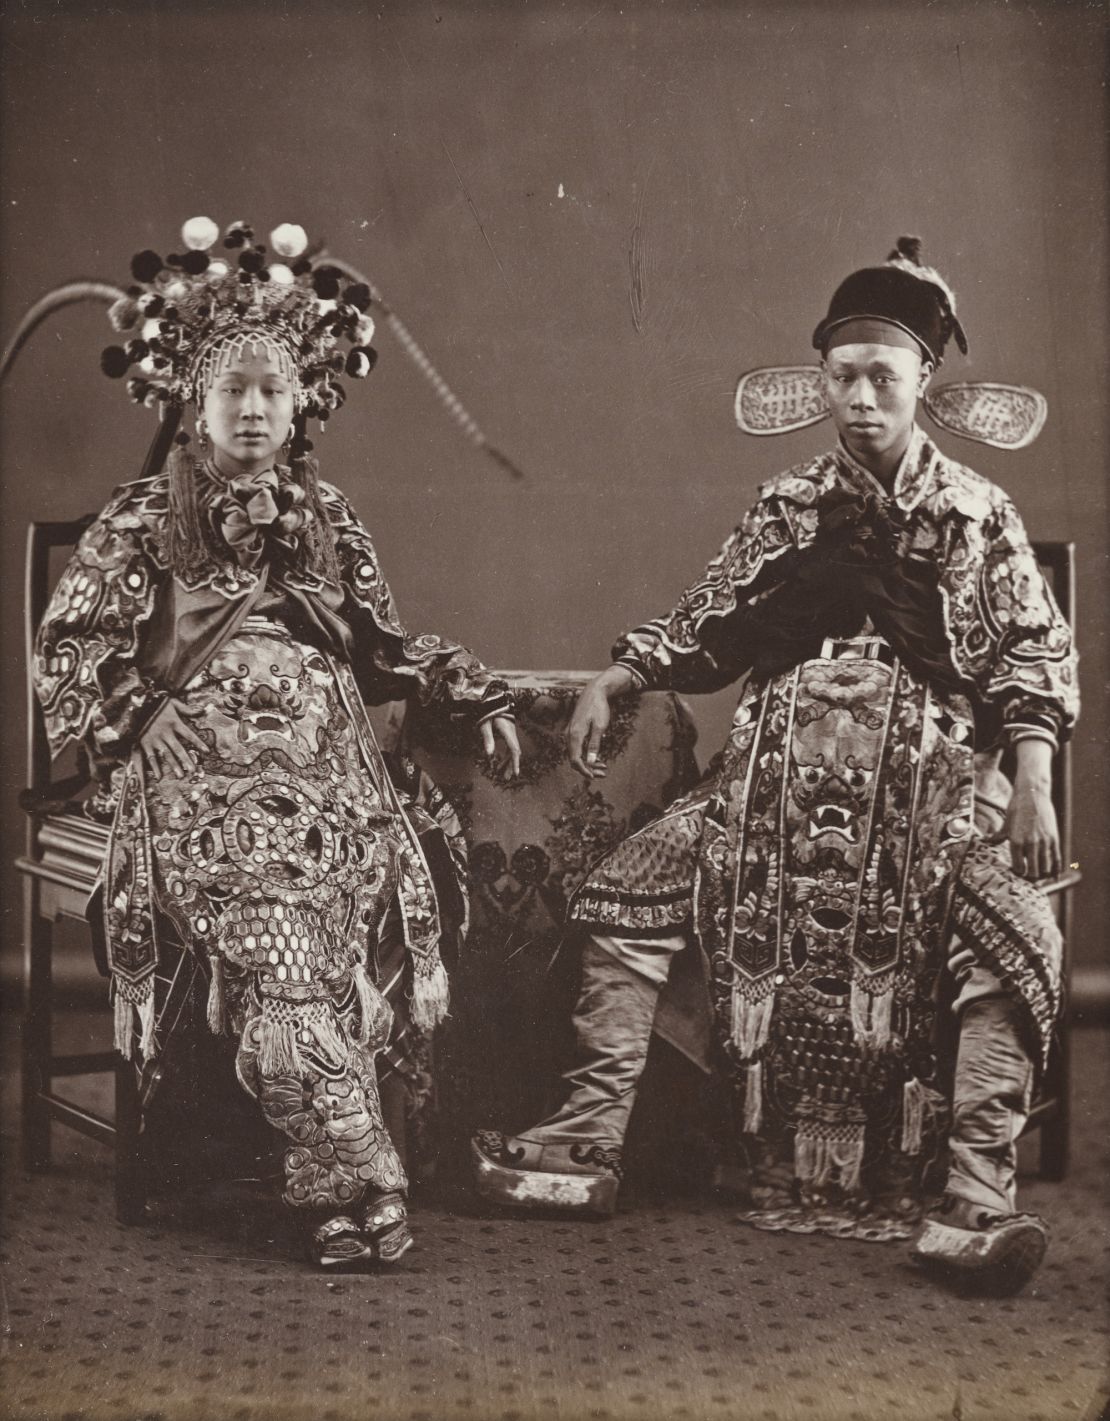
382 671 702 1154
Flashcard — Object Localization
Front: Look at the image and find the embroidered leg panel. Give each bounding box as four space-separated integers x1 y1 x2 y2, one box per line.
951 838 1063 1073
239 998 408 1212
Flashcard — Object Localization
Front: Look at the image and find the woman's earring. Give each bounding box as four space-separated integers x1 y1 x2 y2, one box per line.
196 417 209 453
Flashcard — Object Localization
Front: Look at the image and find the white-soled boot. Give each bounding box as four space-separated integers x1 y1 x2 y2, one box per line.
472 938 666 1215
910 986 1045 1295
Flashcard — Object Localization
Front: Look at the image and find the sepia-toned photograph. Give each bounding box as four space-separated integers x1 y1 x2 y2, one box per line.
1 2 1106 1418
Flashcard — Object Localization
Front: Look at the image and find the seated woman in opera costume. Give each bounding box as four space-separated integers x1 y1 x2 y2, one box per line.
473 239 1079 1297
32 217 519 1269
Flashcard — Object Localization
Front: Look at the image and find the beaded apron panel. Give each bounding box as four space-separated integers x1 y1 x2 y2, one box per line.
144 618 407 1208
697 644 976 1238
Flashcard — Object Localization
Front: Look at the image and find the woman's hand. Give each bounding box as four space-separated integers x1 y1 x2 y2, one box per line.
567 665 638 779
480 715 522 779
141 699 207 780
1004 737 1061 881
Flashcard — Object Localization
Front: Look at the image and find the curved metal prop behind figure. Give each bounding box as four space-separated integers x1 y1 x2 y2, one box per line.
29 217 520 1269
474 238 1078 1298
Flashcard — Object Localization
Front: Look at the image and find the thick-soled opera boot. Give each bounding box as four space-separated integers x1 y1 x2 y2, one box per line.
910 988 1045 1296
472 939 663 1216
910 1194 1048 1296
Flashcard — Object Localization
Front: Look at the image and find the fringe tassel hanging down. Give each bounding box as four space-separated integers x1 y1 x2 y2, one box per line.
206 954 228 1036
850 979 893 1050
256 998 354 1080
257 1017 303 1079
113 986 157 1061
113 990 134 1060
137 993 157 1061
165 436 211 582
731 988 775 1060
288 426 342 586
409 957 450 1037
794 1121 866 1193
902 1076 927 1156
742 1061 763 1134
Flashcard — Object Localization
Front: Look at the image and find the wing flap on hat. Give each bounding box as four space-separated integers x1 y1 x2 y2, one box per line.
923 383 1047 450
734 366 828 435
734 366 1047 450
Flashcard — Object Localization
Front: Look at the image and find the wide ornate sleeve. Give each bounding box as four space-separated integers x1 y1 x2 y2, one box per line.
612 480 818 693
33 482 167 762
321 482 513 723
975 492 1079 749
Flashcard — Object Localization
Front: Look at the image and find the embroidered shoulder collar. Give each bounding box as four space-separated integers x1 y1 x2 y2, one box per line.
833 425 939 512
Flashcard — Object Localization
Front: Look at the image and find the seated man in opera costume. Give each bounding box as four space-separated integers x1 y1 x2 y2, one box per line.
474 240 1078 1295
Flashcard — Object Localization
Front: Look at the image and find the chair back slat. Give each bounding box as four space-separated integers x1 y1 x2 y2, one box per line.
1030 542 1075 898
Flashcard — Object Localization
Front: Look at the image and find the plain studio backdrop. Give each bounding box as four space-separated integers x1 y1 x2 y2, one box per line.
0 0 1105 997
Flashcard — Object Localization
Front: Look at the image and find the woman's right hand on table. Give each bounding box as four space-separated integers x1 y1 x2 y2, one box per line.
566 664 638 779
141 699 207 780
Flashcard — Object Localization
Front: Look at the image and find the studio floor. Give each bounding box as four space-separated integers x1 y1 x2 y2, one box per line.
1 1009 1107 1421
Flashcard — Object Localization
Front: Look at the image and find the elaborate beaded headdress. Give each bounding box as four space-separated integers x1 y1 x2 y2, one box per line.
3 214 524 478
101 217 377 420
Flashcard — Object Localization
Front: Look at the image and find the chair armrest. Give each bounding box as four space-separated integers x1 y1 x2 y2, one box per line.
1038 868 1082 897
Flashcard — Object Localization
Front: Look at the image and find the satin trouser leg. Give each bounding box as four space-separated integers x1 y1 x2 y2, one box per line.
514 933 684 1149
945 959 1035 1215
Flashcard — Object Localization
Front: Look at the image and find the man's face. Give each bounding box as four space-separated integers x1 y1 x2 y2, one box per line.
821 342 931 471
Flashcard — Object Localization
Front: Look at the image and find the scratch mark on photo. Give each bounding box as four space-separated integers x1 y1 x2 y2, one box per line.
442 141 510 291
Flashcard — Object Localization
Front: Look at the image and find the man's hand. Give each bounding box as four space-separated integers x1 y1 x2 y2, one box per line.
566 665 638 779
1005 737 1061 881
480 715 522 779
141 700 207 780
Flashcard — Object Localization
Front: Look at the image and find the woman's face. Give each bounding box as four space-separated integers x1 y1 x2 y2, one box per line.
200 344 297 478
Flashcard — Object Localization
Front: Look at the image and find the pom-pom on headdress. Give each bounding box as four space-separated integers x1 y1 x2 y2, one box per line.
101 217 379 420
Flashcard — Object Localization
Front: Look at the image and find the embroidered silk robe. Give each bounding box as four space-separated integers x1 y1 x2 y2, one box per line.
571 428 1078 1236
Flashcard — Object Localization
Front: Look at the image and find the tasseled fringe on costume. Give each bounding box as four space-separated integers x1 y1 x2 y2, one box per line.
795 1120 866 1194
257 1018 303 1078
731 988 775 1060
900 1076 945 1156
742 1061 763 1134
206 955 229 1036
256 1000 349 1080
850 978 893 1049
409 957 450 1037
901 1076 927 1155
288 446 342 587
165 441 216 583
113 987 156 1062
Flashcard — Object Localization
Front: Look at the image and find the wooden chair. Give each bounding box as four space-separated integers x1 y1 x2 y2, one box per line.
1019 541 1080 1180
17 517 150 1223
